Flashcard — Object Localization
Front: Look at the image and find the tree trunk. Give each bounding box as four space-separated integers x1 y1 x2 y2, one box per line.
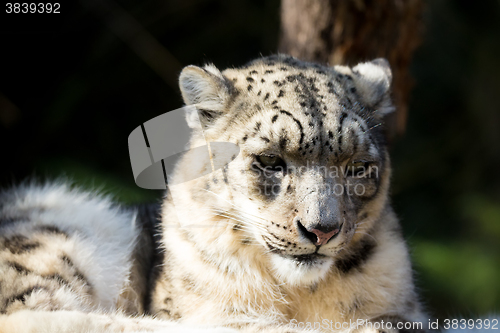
279 0 424 139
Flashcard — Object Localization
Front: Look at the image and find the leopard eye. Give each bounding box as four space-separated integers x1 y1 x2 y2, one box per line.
345 160 370 177
256 155 286 171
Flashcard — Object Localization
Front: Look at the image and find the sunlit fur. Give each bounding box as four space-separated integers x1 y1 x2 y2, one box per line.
1 55 428 333
151 55 427 331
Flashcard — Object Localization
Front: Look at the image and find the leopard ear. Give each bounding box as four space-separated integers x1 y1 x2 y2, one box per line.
179 64 233 127
352 58 394 117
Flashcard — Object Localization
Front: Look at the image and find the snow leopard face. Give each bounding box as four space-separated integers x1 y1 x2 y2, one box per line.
174 54 394 285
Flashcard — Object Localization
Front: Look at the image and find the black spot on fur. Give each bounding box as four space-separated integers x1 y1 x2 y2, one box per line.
337 112 348 151
350 87 356 93
36 226 69 238
3 236 41 254
61 255 90 286
264 93 270 100
261 137 270 143
261 79 265 83
249 70 258 75
262 236 282 254
336 237 376 274
278 90 285 97
4 286 46 309
264 70 273 74
198 109 222 123
246 77 254 82
279 137 287 149
222 165 229 184
247 85 253 91
269 232 282 241
272 115 278 123
279 110 304 144
159 308 171 316
44 273 70 287
8 261 32 275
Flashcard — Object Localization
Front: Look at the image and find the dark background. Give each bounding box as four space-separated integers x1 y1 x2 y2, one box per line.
1 0 499 320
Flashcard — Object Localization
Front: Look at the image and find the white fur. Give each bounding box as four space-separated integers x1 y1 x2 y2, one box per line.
0 182 137 310
352 59 394 116
269 255 334 286
179 65 229 112
0 309 240 333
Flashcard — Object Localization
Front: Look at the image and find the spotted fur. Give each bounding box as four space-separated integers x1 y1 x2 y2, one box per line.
1 55 426 333
151 55 425 331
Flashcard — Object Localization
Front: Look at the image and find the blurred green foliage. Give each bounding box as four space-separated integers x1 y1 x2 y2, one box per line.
0 0 498 321
391 0 500 319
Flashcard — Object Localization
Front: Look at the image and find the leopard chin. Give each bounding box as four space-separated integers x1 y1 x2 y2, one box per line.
269 252 334 286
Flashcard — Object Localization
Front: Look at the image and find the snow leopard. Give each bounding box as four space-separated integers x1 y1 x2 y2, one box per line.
0 55 426 333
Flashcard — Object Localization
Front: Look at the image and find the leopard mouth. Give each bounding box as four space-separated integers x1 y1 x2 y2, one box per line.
263 237 328 265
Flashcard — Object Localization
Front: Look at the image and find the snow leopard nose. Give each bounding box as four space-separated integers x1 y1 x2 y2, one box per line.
296 219 342 246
